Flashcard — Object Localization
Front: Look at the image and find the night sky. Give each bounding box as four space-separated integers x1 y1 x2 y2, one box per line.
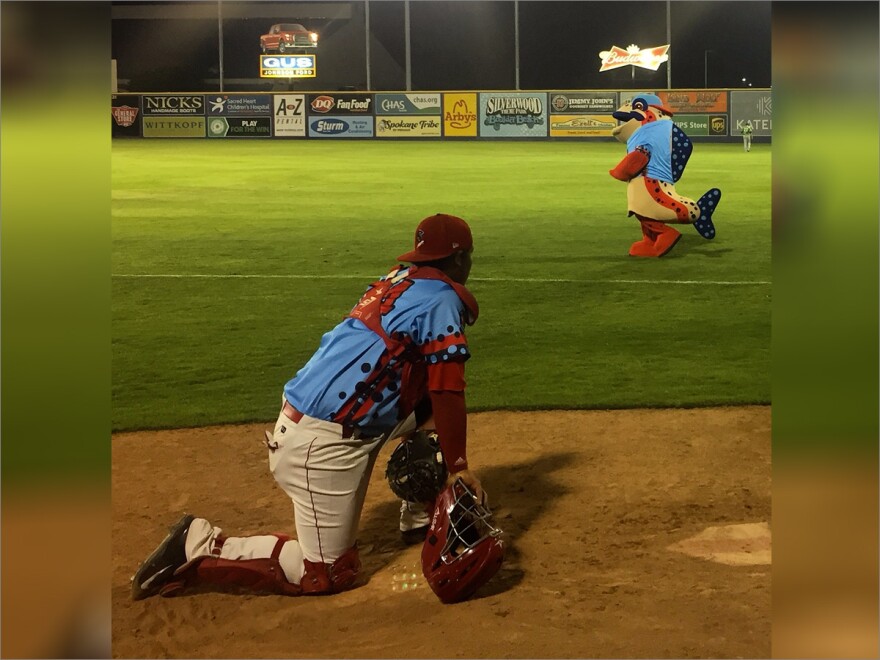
111 1 772 92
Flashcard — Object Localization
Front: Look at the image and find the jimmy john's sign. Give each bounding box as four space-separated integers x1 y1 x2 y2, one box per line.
260 55 316 78
599 44 669 72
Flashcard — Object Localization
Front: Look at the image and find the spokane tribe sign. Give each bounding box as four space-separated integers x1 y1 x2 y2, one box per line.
260 55 316 78
599 44 669 72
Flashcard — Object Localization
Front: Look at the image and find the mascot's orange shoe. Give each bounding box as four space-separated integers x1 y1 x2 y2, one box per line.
629 220 681 258
651 222 682 257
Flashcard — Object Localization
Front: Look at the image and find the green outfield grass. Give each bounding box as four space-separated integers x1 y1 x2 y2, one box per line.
112 139 771 431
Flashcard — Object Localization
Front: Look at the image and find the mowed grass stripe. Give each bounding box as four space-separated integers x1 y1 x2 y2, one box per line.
112 273 770 286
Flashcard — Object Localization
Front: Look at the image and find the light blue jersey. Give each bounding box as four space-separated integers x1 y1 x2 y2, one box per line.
627 120 674 183
284 271 470 436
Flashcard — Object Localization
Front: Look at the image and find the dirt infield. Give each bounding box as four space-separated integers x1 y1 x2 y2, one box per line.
112 406 770 659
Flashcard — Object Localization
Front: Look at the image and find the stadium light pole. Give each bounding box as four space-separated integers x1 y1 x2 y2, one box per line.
217 0 224 92
704 49 712 88
365 0 371 90
404 0 412 90
514 0 520 90
666 0 671 89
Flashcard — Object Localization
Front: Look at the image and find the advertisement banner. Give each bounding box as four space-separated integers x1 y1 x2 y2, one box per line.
142 117 206 138
729 90 772 136
111 94 141 137
443 93 478 137
480 92 548 137
273 94 306 137
549 92 618 114
308 116 374 138
708 114 728 136
375 116 441 137
141 95 205 116
375 93 441 115
207 94 272 116
308 94 373 115
657 90 727 114
671 114 710 136
599 44 669 72
549 114 617 137
207 117 272 138
260 55 316 78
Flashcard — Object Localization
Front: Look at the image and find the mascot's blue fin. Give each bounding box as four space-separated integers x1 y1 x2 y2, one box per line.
671 124 693 183
693 188 722 239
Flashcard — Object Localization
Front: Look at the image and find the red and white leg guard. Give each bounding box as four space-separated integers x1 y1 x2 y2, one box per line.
300 545 362 595
158 518 361 597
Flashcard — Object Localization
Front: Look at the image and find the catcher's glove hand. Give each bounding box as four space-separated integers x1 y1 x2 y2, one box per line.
386 430 448 504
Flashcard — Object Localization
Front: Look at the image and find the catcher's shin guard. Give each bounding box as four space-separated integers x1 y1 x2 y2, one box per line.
301 545 362 595
160 534 303 597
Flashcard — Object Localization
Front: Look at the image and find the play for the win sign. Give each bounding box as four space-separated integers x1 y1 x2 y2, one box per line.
260 55 316 78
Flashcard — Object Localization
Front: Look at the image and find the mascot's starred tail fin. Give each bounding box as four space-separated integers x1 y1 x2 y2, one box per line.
693 188 722 239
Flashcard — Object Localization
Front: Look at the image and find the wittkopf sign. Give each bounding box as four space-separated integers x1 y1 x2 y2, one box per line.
599 44 670 72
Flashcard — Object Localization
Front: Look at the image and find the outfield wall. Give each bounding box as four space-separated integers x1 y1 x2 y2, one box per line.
111 89 771 141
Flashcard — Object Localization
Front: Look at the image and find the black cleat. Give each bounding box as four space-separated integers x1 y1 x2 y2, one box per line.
130 514 195 600
400 525 429 546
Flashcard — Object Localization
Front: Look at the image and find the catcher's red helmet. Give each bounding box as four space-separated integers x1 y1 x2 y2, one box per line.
421 477 505 604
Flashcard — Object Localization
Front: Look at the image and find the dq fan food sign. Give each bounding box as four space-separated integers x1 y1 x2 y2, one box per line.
598 44 670 72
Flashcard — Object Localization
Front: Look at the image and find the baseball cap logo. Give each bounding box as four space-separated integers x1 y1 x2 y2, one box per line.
397 214 473 264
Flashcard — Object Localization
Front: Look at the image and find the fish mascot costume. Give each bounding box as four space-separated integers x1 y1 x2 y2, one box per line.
609 93 722 257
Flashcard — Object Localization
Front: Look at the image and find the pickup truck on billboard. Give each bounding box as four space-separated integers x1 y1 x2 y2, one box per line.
260 23 318 53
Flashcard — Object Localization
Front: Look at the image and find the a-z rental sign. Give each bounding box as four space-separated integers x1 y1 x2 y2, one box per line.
260 55 316 78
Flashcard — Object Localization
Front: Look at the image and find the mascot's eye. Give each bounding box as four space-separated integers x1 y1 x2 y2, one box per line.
633 100 646 110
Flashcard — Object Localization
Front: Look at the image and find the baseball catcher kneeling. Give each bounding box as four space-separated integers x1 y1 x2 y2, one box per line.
131 214 490 601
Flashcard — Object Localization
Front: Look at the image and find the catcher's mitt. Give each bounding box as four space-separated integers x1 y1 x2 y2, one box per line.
386 430 448 503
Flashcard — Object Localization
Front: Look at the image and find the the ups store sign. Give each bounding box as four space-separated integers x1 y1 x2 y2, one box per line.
142 95 206 116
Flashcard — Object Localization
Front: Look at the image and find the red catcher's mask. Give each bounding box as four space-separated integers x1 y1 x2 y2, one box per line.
420 477 505 604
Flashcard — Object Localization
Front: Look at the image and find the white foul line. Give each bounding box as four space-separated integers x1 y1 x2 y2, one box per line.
112 273 771 286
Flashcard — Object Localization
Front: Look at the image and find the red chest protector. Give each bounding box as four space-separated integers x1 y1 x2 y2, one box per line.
340 266 478 426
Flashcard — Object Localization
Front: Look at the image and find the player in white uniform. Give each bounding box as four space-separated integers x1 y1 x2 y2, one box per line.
131 214 483 598
741 121 753 152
